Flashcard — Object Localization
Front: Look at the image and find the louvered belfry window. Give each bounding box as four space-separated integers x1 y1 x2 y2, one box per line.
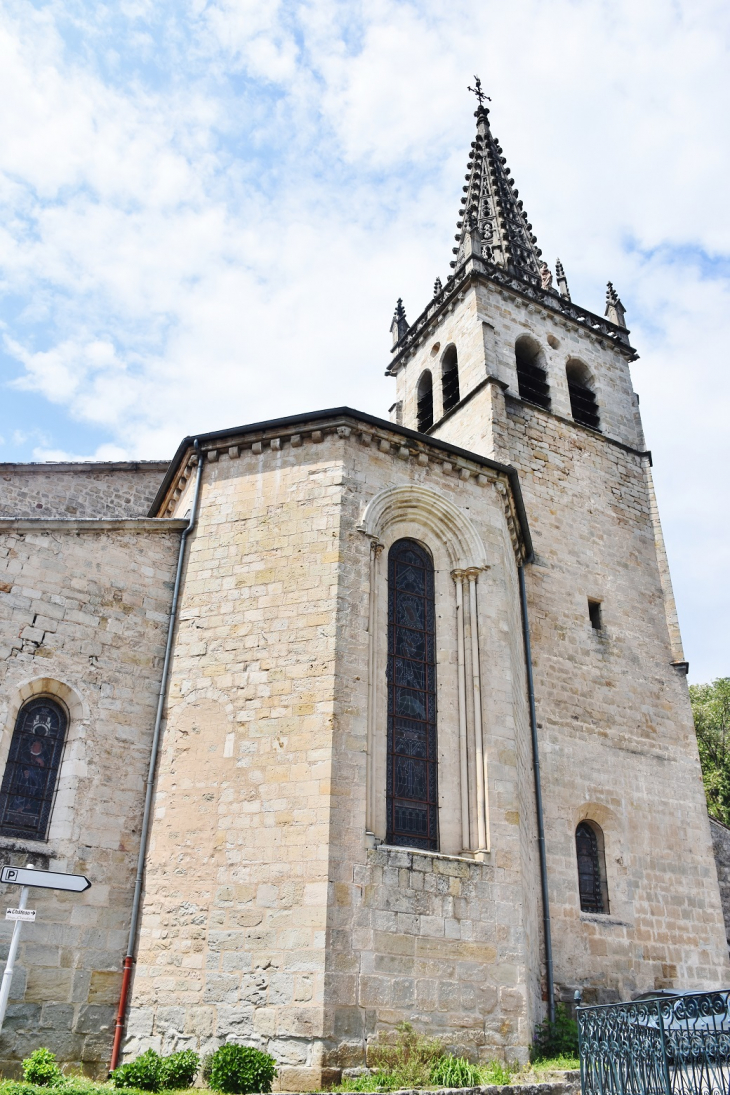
576 821 607 914
0 698 68 840
387 539 438 850
568 377 600 430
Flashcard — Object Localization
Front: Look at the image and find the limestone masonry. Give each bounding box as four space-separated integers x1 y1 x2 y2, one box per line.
0 95 725 1088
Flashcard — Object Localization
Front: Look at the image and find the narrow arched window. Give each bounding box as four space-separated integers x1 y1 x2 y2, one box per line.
387 539 438 850
515 336 551 410
576 820 609 914
441 346 460 413
416 371 433 432
0 697 68 840
566 361 600 430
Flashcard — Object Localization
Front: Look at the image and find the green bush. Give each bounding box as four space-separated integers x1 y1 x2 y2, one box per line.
159 1050 200 1089
22 1050 63 1088
3 1084 48 1095
208 1045 277 1094
531 1004 579 1061
110 1049 162 1091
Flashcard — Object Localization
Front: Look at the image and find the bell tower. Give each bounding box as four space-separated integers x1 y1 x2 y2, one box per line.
386 84 730 1003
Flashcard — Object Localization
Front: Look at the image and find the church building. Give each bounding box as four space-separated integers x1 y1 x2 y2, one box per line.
0 90 727 1088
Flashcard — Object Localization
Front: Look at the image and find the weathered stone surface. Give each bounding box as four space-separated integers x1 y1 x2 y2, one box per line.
0 461 167 519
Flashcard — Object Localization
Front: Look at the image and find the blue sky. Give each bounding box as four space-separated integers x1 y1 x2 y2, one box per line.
0 0 728 683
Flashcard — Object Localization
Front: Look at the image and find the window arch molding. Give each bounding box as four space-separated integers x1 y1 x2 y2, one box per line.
359 485 491 859
359 484 488 571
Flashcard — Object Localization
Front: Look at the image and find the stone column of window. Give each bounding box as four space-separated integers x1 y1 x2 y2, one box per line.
365 538 384 840
466 567 490 858
452 569 471 853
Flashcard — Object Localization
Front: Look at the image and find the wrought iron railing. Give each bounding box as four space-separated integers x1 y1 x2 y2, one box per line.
578 991 730 1095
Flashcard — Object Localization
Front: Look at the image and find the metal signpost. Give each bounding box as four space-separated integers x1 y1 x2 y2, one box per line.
0 864 91 1031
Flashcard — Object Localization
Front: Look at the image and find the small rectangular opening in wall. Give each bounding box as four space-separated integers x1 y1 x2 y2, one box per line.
588 599 602 630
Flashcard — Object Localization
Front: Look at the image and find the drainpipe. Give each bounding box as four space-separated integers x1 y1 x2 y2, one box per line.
518 563 555 1025
109 440 204 1072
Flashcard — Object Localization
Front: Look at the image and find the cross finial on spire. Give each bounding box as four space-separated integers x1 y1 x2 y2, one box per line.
467 76 491 108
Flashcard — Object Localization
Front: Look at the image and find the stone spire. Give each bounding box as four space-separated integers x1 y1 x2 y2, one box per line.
555 259 571 301
450 81 543 286
390 298 409 347
605 282 627 329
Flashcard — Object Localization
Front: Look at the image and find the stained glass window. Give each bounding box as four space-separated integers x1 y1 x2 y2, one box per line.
0 698 68 840
576 821 608 914
387 539 438 850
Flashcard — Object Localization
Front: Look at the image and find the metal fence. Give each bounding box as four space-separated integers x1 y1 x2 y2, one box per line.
578 990 730 1095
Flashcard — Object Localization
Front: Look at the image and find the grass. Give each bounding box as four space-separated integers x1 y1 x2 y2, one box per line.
0 1082 195 1095
525 1055 580 1073
329 1050 578 1091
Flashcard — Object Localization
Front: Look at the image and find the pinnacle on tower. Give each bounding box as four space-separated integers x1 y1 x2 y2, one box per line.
433 277 443 297
390 298 409 347
605 282 627 329
555 259 571 301
450 79 543 286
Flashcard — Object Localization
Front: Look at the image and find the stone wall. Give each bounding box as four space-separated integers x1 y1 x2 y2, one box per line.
709 817 730 952
0 522 180 1075
0 462 168 519
394 273 730 1003
127 419 540 1086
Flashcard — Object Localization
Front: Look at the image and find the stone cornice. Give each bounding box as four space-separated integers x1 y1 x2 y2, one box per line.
386 256 636 375
0 460 169 474
150 407 534 564
0 518 188 532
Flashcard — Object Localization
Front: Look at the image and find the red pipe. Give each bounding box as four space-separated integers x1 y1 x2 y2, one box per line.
109 955 134 1073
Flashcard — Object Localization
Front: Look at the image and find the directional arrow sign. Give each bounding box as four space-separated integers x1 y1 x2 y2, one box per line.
0 866 90 892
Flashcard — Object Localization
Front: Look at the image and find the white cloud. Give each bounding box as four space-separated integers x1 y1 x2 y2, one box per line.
0 0 728 680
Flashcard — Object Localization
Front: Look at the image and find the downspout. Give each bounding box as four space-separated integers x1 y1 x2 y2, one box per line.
518 562 555 1025
109 440 204 1072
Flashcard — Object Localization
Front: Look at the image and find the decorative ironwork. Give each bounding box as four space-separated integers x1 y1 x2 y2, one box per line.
578 990 730 1095
467 76 491 108
0 697 68 840
387 539 438 850
576 821 606 913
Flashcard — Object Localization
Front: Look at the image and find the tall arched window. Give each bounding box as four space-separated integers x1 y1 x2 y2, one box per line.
576 820 609 914
441 346 460 413
0 697 68 840
416 371 434 432
515 335 551 410
387 539 438 850
566 360 600 430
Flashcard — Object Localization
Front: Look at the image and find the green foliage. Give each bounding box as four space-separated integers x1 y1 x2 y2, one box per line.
208 1045 277 1094
527 1054 580 1072
335 1074 393 1093
367 1022 444 1089
110 1047 199 1093
22 1050 63 1088
158 1051 199 1089
479 1060 519 1084
429 1055 482 1088
531 1004 579 1061
690 678 730 825
110 1050 163 1092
